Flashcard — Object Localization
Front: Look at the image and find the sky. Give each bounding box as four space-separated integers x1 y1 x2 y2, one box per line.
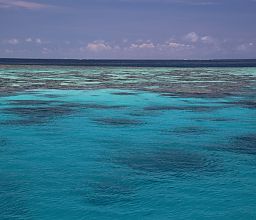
0 0 256 59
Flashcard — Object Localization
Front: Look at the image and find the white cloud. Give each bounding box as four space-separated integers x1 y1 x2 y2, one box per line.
166 42 191 48
237 42 254 51
42 47 51 54
0 0 49 10
201 35 215 44
7 38 19 45
129 42 155 49
86 41 112 52
185 32 199 43
25 37 32 42
35 38 42 44
114 0 220 6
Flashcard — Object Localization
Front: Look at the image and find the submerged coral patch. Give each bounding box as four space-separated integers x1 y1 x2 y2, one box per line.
128 110 158 117
60 102 126 110
223 100 256 109
144 106 183 111
1 97 126 126
0 119 46 126
93 118 144 126
41 94 65 99
193 117 235 122
8 100 57 106
3 106 74 118
144 105 222 112
1 66 255 98
0 138 7 147
113 149 217 175
169 126 211 135
81 103 126 109
111 91 138 96
230 134 256 155
1 105 75 125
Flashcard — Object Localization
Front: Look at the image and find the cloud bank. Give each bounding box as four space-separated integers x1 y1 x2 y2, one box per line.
0 0 50 10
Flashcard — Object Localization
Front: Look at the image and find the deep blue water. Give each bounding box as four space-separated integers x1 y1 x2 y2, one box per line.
1 58 256 67
0 64 256 219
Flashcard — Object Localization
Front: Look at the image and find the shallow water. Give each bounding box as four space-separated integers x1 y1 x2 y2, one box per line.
0 65 256 219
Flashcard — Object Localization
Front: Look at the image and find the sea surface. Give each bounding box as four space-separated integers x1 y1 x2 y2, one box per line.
0 60 256 219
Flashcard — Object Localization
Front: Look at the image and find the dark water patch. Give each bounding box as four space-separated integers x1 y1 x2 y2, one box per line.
193 117 235 122
79 103 125 110
160 93 179 97
0 137 8 153
0 137 7 146
144 106 182 111
113 149 218 175
93 118 144 126
1 101 127 126
57 103 85 108
0 91 18 98
111 91 138 96
41 94 65 98
59 102 126 110
167 126 211 135
8 100 57 106
221 100 256 109
144 105 223 112
0 119 46 126
128 111 146 117
1 105 75 125
128 110 158 117
160 92 233 99
3 106 74 117
183 105 225 112
229 134 256 155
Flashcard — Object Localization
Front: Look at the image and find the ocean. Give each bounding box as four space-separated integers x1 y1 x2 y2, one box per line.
0 59 256 219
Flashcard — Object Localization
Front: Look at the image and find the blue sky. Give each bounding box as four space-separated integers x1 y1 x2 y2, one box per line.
0 0 256 59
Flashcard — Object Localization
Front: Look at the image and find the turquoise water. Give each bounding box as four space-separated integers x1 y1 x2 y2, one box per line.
0 65 256 219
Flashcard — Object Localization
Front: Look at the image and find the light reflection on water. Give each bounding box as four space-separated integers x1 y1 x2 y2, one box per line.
0 66 256 219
